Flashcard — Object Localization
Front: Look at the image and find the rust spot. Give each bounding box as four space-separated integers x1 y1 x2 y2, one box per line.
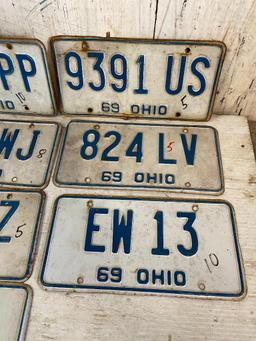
6 43 12 50
81 41 89 52
184 47 191 54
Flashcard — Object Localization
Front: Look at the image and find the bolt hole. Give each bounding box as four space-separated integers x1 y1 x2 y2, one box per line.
24 105 29 111
175 112 181 118
185 47 191 54
7 194 12 199
29 123 34 128
6 43 13 50
88 107 93 113
241 144 245 148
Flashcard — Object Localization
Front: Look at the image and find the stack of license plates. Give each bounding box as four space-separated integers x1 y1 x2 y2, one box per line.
0 37 245 340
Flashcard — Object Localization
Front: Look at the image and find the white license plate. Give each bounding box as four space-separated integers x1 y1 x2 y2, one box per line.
0 120 59 188
0 38 55 115
0 284 32 341
55 121 223 194
0 190 43 281
40 196 245 298
52 37 225 120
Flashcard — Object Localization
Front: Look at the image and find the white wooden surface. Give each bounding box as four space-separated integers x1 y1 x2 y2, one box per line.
0 113 252 340
0 0 255 120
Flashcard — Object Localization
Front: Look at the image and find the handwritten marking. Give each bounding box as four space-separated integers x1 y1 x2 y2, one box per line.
167 141 175 152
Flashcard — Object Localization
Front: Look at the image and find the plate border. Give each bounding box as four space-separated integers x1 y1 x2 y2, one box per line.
54 120 224 194
0 37 56 116
0 190 44 282
0 283 32 341
0 119 60 188
51 35 226 121
40 195 245 298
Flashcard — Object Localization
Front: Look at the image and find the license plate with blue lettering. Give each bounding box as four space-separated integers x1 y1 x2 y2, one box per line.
55 121 223 194
0 38 56 115
0 284 32 341
0 191 43 281
40 196 245 298
52 37 225 120
0 120 59 188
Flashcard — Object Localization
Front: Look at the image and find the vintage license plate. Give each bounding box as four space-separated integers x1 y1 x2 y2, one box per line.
55 121 224 194
40 196 245 298
0 120 59 188
0 191 43 281
52 37 225 120
0 38 55 115
0 284 32 341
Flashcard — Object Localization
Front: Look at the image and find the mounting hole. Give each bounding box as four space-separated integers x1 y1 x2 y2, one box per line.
241 144 245 148
7 193 12 199
175 112 181 118
24 105 29 110
6 43 13 50
88 107 93 113
185 47 191 54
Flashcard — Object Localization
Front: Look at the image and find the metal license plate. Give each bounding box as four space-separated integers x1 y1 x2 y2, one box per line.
0 191 43 281
52 37 225 120
0 120 59 188
40 196 245 298
0 38 55 115
0 284 32 341
55 121 223 194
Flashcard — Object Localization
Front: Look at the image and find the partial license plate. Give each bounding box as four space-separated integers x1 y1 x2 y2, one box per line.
52 37 225 120
0 284 32 341
55 121 224 194
0 38 55 115
0 191 43 281
0 120 59 188
40 196 245 298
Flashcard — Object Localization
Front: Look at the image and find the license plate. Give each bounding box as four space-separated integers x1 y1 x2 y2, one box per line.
40 196 245 298
0 190 43 281
0 38 56 115
52 37 225 120
0 120 59 188
0 284 32 341
55 121 224 194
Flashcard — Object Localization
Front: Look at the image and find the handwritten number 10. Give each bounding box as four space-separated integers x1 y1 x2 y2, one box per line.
65 52 147 93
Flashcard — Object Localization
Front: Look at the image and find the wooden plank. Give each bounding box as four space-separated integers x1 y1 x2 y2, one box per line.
0 113 250 341
0 0 156 43
155 0 256 121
